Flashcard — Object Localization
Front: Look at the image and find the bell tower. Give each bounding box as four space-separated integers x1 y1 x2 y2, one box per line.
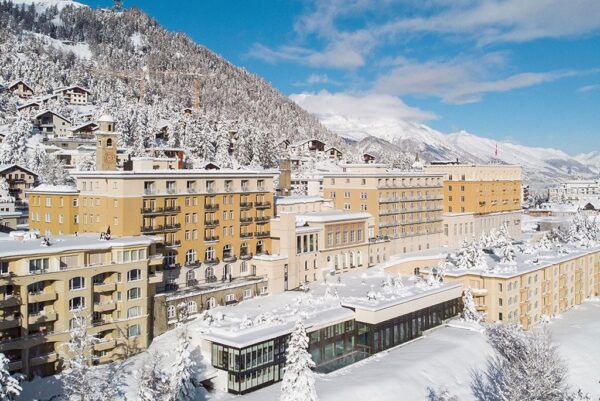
95 115 118 171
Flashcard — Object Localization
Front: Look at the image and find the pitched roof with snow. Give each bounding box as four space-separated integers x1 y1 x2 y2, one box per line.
26 184 78 194
0 164 38 177
53 85 91 94
33 110 72 124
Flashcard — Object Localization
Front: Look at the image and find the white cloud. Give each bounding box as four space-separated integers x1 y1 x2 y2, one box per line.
290 90 437 122
577 84 600 93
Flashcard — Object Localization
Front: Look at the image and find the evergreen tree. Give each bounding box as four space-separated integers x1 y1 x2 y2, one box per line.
137 352 170 401
280 320 318 401
0 115 31 165
0 353 22 401
462 288 485 323
170 329 196 401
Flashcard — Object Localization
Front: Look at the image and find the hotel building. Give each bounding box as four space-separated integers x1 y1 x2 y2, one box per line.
0 232 162 377
322 164 445 254
423 162 523 247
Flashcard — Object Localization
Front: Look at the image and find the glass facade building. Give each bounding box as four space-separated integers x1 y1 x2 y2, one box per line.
210 298 460 394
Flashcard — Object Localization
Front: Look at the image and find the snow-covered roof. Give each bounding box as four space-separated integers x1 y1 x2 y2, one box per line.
289 138 326 148
0 163 38 176
295 210 371 223
8 79 33 90
27 184 78 194
275 195 328 205
33 109 72 124
98 114 115 123
53 85 91 94
69 121 98 132
70 168 276 179
16 101 41 110
0 233 155 258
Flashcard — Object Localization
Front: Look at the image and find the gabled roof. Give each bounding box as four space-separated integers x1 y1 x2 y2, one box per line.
289 138 326 148
69 122 98 132
325 145 342 152
17 101 41 111
0 164 38 177
33 110 72 124
8 80 33 91
53 85 91 94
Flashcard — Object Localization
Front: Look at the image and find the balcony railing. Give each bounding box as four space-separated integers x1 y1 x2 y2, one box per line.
204 219 220 227
203 257 220 265
140 206 181 215
164 240 182 248
240 217 253 224
204 235 219 243
240 252 253 260
256 231 270 238
254 216 270 223
240 202 253 209
255 202 271 209
204 203 219 211
240 232 253 239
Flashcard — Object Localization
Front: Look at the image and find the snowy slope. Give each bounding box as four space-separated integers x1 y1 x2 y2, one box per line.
10 0 85 12
575 151 600 173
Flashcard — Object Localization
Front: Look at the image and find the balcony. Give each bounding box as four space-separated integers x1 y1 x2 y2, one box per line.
28 311 58 325
240 232 253 239
255 201 271 209
0 296 20 309
140 206 181 215
204 235 219 243
148 271 164 284
149 254 164 266
203 258 220 265
30 352 58 367
0 317 20 330
29 292 58 303
240 217 253 224
94 301 116 313
240 202 253 209
7 360 22 371
223 255 237 263
140 223 181 234
93 282 116 293
94 338 116 352
184 260 202 268
240 252 253 260
254 216 270 223
256 231 270 238
204 203 219 211
378 197 399 204
164 240 182 249
204 219 220 228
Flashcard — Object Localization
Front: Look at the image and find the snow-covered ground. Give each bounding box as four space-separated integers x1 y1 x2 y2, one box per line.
227 300 600 401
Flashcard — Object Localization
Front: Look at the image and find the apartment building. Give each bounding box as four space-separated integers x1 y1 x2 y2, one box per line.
0 232 162 377
322 164 445 254
424 241 600 330
548 179 600 203
52 85 91 105
8 80 34 98
423 162 523 247
0 164 38 201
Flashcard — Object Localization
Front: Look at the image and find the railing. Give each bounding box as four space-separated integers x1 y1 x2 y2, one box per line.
240 217 253 224
140 206 181 214
255 202 271 209
256 231 270 238
203 258 220 265
184 260 202 268
204 203 219 211
240 252 253 260
240 202 253 209
240 232 253 239
204 235 219 242
204 219 220 227
164 240 181 248
254 216 270 222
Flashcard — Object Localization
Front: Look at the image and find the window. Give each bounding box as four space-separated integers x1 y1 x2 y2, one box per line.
167 305 176 319
128 269 141 282
69 277 85 290
69 296 85 311
45 197 52 207
187 301 197 314
186 249 197 265
127 287 141 300
127 306 141 318
29 258 48 274
244 288 253 299
225 293 236 303
128 324 141 337
205 247 216 261
240 261 248 274
186 270 195 283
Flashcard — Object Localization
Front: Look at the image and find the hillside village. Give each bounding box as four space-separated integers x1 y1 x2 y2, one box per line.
0 1 599 401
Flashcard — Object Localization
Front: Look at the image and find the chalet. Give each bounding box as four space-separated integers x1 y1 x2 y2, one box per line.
156 121 171 141
183 107 193 115
152 147 186 169
277 139 290 151
289 138 326 154
32 110 72 137
8 80 34 98
16 101 41 114
325 145 343 160
53 85 91 105
0 164 38 200
69 121 98 138
203 162 221 170
363 153 376 163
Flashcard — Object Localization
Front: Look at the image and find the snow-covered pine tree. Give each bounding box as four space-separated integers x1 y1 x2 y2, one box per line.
170 328 197 401
471 324 574 401
0 115 32 165
60 310 104 401
0 353 22 401
454 241 471 269
499 240 516 264
137 352 170 401
426 387 459 401
76 153 96 171
280 320 318 401
462 288 485 323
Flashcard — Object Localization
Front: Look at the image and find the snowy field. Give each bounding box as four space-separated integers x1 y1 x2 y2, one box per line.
226 300 600 401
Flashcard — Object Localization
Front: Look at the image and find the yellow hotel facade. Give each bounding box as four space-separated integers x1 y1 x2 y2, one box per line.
0 233 162 377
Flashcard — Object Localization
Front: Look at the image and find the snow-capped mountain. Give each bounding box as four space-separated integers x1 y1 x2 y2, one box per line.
575 151 600 174
307 113 595 189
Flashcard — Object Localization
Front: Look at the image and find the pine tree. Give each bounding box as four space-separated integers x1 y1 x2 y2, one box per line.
170 329 196 401
499 240 516 264
462 288 485 323
138 352 170 401
426 387 459 401
0 115 31 165
0 353 22 401
280 320 318 401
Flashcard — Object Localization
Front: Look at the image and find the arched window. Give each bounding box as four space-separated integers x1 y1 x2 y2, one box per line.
349 251 355 267
165 251 176 267
28 281 44 294
206 297 216 310
106 138 113 148
69 296 85 311
240 242 248 257
127 306 141 318
127 287 141 300
187 301 197 314
186 270 195 283
223 244 232 259
185 249 197 264
357 251 362 266
205 247 215 261
167 305 176 319
127 269 141 282
205 266 214 279
256 240 264 254
69 277 85 290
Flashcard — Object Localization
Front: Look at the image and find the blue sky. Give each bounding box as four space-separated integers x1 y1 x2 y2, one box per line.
81 0 600 155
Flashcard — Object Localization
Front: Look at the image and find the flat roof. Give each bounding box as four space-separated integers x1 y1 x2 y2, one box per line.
296 211 372 223
27 184 79 194
0 233 154 258
70 169 276 179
